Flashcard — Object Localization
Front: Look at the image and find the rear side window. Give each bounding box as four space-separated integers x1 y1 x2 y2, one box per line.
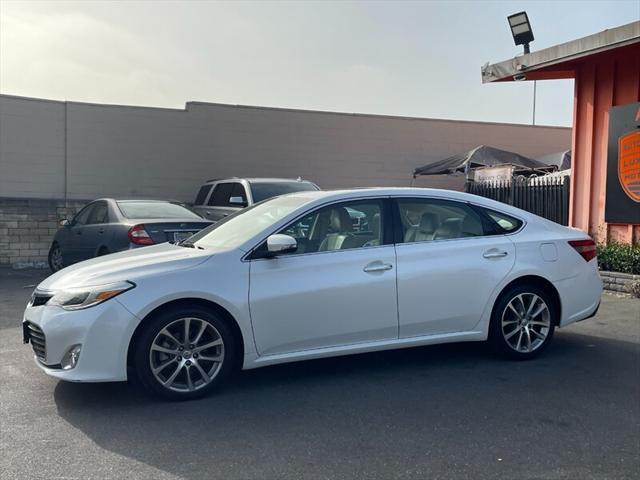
208 183 234 206
194 185 213 205
250 181 318 203
396 198 487 243
117 202 201 219
481 208 523 233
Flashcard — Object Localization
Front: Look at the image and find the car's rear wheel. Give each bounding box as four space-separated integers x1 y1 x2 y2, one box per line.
489 284 556 359
134 306 236 400
48 243 64 272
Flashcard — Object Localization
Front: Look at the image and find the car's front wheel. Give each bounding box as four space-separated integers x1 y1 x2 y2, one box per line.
489 284 557 359
134 306 237 400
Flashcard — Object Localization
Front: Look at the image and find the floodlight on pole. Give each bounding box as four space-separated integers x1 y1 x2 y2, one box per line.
508 11 534 54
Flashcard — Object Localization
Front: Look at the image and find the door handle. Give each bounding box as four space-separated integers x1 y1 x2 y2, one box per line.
363 262 393 273
483 250 508 259
98 229 105 234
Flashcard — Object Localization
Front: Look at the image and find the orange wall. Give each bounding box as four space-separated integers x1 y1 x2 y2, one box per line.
569 44 640 244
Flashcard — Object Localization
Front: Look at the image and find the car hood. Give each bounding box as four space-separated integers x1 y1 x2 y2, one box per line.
38 243 213 291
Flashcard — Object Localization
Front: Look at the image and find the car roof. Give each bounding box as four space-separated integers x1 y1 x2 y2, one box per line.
98 199 184 203
204 177 314 184
279 187 540 220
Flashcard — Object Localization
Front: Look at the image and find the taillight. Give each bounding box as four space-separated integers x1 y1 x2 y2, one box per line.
568 239 597 262
128 224 154 245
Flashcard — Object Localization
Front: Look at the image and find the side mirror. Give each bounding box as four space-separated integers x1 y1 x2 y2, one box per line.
59 218 71 227
229 196 246 206
266 234 297 256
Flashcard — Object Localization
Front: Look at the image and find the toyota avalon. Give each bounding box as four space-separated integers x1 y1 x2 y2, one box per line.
23 188 602 400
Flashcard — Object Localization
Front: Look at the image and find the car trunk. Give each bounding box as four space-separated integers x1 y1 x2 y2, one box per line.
133 219 212 244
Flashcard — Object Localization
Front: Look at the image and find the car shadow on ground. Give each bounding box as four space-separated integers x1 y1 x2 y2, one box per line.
52 331 640 479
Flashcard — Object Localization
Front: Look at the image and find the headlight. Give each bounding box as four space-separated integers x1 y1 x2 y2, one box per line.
48 281 135 310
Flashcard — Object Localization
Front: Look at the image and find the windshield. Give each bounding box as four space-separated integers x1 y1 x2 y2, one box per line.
190 195 311 250
250 181 318 203
117 201 202 219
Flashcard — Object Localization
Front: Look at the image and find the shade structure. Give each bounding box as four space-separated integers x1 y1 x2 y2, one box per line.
413 145 554 176
535 150 572 171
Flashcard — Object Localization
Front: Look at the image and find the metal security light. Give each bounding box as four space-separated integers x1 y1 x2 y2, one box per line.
508 11 534 54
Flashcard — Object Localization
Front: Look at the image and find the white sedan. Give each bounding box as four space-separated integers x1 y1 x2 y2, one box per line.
23 188 602 400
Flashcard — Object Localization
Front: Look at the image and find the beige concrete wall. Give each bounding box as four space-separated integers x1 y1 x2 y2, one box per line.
1 95 571 202
0 96 66 198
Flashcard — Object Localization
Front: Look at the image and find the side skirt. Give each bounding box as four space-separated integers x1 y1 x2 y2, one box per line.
242 330 486 370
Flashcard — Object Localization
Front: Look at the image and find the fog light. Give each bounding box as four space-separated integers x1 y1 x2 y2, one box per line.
61 344 82 370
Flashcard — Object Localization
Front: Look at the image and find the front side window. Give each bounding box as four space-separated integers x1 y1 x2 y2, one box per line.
73 205 94 226
229 183 248 207
397 198 486 243
87 202 108 224
273 200 384 255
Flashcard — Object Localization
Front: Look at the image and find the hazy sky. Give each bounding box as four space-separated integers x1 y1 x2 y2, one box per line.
1 1 638 126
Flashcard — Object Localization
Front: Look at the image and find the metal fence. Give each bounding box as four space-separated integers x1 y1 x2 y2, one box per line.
465 175 570 225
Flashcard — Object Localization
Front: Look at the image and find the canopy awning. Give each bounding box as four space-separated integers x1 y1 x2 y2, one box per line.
413 145 554 177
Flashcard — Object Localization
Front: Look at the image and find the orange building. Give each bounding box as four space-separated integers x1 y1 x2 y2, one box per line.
482 21 640 245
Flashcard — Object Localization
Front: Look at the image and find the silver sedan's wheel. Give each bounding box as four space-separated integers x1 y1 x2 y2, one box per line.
501 293 551 353
149 317 225 393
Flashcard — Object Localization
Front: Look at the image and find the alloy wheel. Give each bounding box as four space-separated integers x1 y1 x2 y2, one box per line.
50 247 63 271
501 293 551 353
149 317 225 392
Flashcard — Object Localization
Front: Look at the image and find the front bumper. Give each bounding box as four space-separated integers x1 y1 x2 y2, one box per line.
22 299 138 382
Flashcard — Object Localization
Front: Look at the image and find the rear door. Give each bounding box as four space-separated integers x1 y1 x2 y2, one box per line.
393 197 515 337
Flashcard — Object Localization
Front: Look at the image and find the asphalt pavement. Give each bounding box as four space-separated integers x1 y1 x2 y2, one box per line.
1 269 638 480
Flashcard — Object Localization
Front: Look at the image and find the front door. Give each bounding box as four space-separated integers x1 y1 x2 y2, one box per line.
249 198 398 356
65 203 95 264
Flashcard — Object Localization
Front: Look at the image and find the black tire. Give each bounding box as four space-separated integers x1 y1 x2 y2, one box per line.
133 305 237 401
489 284 557 360
48 243 64 272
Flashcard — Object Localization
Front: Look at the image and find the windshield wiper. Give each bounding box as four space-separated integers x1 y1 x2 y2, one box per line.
178 241 204 250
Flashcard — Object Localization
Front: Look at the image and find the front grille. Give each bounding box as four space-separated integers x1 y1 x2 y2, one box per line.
31 293 52 307
25 322 46 361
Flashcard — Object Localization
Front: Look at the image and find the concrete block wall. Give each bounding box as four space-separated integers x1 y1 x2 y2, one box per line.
600 270 640 295
0 198 85 269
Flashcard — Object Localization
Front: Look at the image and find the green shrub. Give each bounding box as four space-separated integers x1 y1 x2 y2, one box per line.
596 243 640 275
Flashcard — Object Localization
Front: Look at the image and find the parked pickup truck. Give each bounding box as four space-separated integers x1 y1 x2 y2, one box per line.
192 177 319 221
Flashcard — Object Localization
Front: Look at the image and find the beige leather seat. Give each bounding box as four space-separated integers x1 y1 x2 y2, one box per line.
319 207 354 251
364 212 381 247
404 212 439 242
433 218 462 240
